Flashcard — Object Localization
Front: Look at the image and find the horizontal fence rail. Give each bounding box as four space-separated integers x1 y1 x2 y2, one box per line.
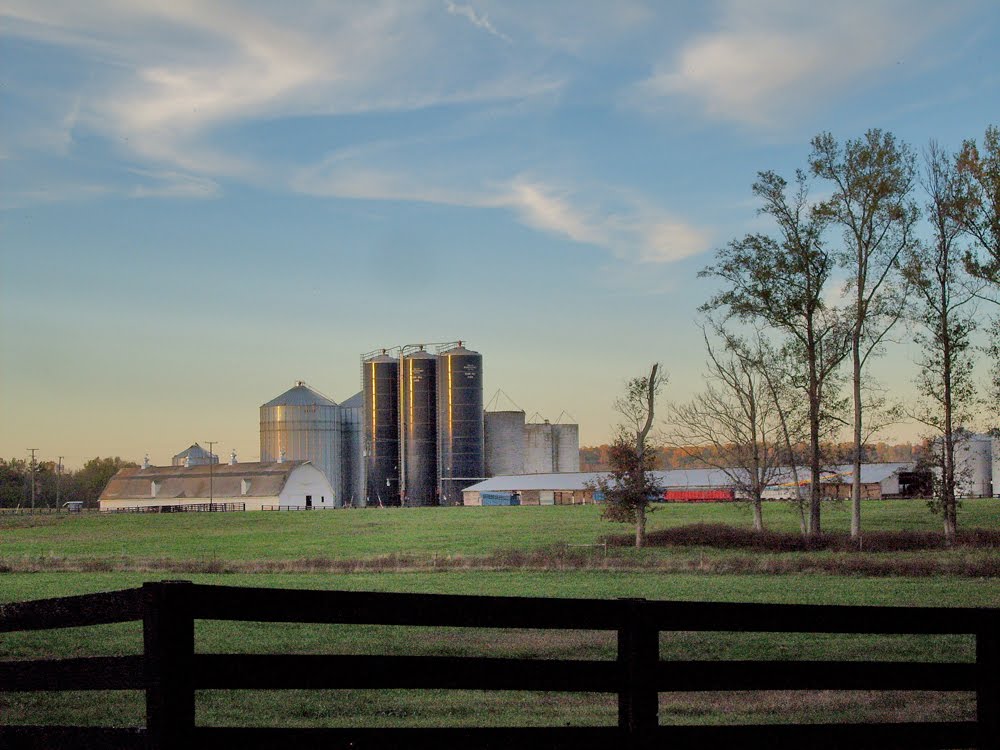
0 581 997 749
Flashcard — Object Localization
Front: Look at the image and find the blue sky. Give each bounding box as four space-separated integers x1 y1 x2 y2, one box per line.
1 0 998 467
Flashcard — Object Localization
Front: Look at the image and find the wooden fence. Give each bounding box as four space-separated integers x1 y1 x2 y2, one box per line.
0 582 997 749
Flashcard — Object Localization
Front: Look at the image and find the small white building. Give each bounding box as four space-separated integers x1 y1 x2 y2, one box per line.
99 460 337 511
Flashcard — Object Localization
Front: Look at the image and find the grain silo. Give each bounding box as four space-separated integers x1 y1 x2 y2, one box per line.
485 410 526 476
436 342 484 505
400 348 438 505
363 352 400 506
339 391 364 506
553 423 580 472
260 381 342 501
955 433 993 497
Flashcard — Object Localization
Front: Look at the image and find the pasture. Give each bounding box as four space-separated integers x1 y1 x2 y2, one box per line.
2 500 999 730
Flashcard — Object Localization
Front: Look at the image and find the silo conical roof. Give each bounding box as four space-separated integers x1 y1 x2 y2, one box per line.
261 381 338 408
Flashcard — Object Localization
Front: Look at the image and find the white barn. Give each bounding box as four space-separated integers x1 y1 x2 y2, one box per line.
99 460 337 511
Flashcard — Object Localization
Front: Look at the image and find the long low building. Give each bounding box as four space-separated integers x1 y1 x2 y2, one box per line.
461 463 926 506
99 461 337 511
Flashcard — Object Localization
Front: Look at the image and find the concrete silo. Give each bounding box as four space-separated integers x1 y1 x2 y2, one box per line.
955 433 993 497
525 421 556 473
400 348 438 505
436 343 484 505
994 434 1000 498
485 410 526 476
363 352 400 506
260 381 342 503
553 423 580 472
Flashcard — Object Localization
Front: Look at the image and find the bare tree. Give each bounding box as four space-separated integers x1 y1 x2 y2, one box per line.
905 141 984 545
594 363 665 548
955 125 1000 408
669 329 787 531
809 130 918 540
701 170 850 534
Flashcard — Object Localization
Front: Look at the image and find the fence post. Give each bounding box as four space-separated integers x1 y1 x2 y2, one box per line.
144 580 195 749
979 611 1000 750
618 598 658 747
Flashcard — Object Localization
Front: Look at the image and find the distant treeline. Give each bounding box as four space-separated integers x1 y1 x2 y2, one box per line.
0 457 137 509
579 442 926 472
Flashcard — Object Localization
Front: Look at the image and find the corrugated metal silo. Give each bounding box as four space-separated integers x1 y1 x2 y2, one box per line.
485 410 526 476
401 349 438 505
363 353 400 506
339 391 364 507
260 381 342 497
553 423 580 472
437 343 484 505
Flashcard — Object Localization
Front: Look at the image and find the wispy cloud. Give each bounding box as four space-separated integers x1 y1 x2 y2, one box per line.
293 156 709 263
128 169 221 199
444 1 511 43
631 0 964 125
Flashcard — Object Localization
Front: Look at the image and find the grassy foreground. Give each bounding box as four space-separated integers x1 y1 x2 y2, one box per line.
2 501 998 729
2 499 999 564
2 571 998 728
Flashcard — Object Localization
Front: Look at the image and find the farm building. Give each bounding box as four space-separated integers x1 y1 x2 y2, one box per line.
462 463 927 506
99 460 336 511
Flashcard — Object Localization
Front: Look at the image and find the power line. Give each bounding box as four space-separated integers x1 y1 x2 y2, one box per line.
206 441 217 505
27 448 38 512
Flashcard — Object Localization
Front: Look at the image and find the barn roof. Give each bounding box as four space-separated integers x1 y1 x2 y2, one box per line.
462 463 917 494
99 461 309 501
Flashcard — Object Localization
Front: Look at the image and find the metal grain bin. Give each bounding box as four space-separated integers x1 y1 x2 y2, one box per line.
260 382 342 497
363 353 400 506
437 343 484 506
400 349 438 506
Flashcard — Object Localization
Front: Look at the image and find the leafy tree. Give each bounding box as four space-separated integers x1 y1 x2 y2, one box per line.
701 170 849 534
594 364 665 548
76 457 138 508
0 458 29 508
669 328 787 532
905 141 984 544
809 129 918 540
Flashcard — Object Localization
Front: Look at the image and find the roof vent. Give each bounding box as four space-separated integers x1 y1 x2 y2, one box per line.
295 380 305 387
229 449 238 465
142 453 150 470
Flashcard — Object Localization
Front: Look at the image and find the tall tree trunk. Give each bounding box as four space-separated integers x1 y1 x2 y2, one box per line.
635 506 646 548
808 354 822 535
752 497 764 532
942 303 956 547
851 334 863 539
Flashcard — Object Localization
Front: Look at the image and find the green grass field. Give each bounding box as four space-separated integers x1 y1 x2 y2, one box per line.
2 501 999 729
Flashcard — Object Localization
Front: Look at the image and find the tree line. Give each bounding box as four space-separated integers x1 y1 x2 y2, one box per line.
601 126 998 546
0 457 137 510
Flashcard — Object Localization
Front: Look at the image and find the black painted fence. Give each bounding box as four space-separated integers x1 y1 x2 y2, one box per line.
0 582 997 749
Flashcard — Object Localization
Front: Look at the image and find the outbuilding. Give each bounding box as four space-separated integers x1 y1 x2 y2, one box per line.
99 460 337 511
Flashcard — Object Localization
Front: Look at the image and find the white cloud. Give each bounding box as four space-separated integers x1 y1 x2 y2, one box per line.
444 1 511 43
128 169 220 199
293 157 709 263
633 0 961 124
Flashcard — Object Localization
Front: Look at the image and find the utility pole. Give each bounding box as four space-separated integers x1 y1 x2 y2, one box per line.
27 448 38 512
56 456 64 510
206 441 217 507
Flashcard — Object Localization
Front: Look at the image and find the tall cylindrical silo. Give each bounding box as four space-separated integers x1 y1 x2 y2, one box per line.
260 381 342 497
400 349 438 506
363 353 400 506
955 433 993 497
553 423 580 472
524 421 555 473
993 435 1000 498
437 343 484 505
485 410 526 476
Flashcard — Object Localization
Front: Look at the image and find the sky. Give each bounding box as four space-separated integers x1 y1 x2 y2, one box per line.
1 0 998 468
